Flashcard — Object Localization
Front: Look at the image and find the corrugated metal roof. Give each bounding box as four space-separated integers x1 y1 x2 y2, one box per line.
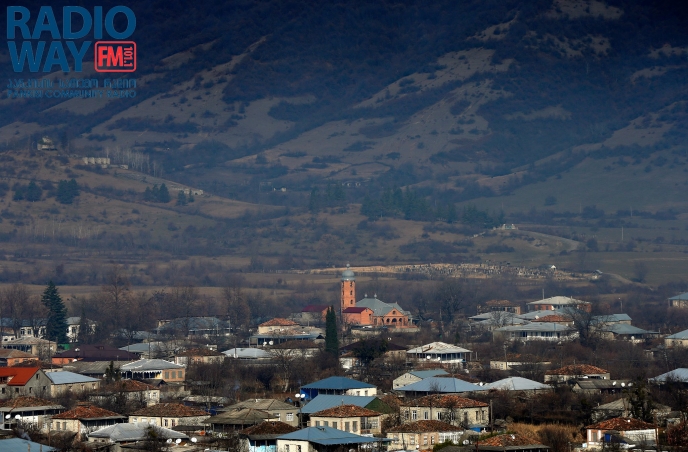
408 369 449 379
407 342 472 354
650 368 688 383
666 329 688 339
277 426 388 445
484 377 551 391
89 422 188 441
669 292 688 301
300 395 376 414
603 324 653 335
594 313 632 322
0 438 57 451
527 296 588 306
302 376 374 390
396 377 481 393
495 322 572 332
356 297 409 317
120 359 184 371
46 371 99 385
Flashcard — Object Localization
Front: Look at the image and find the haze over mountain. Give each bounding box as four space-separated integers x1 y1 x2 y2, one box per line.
2 0 688 282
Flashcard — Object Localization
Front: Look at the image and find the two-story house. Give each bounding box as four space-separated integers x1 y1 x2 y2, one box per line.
400 394 489 427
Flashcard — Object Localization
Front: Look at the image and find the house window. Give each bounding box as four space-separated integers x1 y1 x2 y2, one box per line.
424 435 428 445
286 413 294 421
323 421 328 426
178 371 182 379
431 436 435 444
353 421 358 431
63 422 67 430
437 412 442 420
29 388 32 393
56 422 60 431
591 431 598 442
364 390 368 396
332 422 337 429
14 388 18 393
171 420 176 427
164 372 169 379
164 420 168 427
410 436 415 445
356 391 360 396
424 411 429 420
412 410 417 420
315 421 320 426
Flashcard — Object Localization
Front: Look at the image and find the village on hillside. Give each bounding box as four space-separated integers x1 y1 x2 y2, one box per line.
0 267 685 451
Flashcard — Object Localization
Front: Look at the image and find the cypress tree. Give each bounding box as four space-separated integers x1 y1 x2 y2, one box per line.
325 306 339 356
158 183 171 203
41 281 68 344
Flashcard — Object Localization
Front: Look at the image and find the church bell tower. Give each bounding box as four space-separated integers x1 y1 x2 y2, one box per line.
341 264 356 315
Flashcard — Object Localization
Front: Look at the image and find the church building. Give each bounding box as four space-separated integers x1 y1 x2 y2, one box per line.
340 265 413 329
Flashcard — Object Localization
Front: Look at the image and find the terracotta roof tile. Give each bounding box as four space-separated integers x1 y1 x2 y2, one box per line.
0 396 57 408
101 379 157 392
259 318 298 327
402 394 488 408
546 364 609 376
131 403 208 417
312 404 382 418
53 405 123 419
478 433 543 447
0 367 40 385
240 421 298 435
586 417 657 430
388 420 463 433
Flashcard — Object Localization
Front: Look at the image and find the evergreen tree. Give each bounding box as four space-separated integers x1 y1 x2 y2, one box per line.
143 186 154 201
104 361 121 384
40 281 68 344
177 191 188 206
325 306 339 356
56 179 79 204
25 181 42 202
157 183 171 203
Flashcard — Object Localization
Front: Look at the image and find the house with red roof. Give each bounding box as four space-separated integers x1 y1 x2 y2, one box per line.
544 364 611 383
343 306 375 326
50 403 126 439
0 349 38 367
476 433 550 452
310 404 383 435
387 420 463 451
400 394 488 427
0 367 52 399
129 402 210 428
585 417 658 449
240 421 298 452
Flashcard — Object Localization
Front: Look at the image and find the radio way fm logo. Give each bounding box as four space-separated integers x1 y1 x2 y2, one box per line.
7 6 136 73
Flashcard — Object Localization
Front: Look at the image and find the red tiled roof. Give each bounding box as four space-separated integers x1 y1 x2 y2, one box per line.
53 405 123 420
343 307 370 313
478 433 543 447
240 421 298 435
0 396 57 408
102 380 157 392
586 417 657 431
131 403 208 417
532 315 571 323
546 364 609 376
312 404 382 418
402 394 488 408
388 420 463 433
259 318 298 327
0 367 40 385
302 305 329 313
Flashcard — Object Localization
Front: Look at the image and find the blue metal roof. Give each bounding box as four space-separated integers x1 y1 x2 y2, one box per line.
650 368 688 383
396 377 481 393
408 369 448 379
46 371 99 385
302 376 374 390
669 292 688 301
277 426 389 445
666 328 688 339
0 438 57 451
603 324 653 335
301 395 376 414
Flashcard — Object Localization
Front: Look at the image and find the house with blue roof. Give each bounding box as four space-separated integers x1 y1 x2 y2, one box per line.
393 369 449 389
46 371 100 397
669 292 688 308
649 368 688 384
300 376 376 400
300 395 393 415
395 377 482 397
276 425 390 452
665 328 688 347
600 324 658 342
